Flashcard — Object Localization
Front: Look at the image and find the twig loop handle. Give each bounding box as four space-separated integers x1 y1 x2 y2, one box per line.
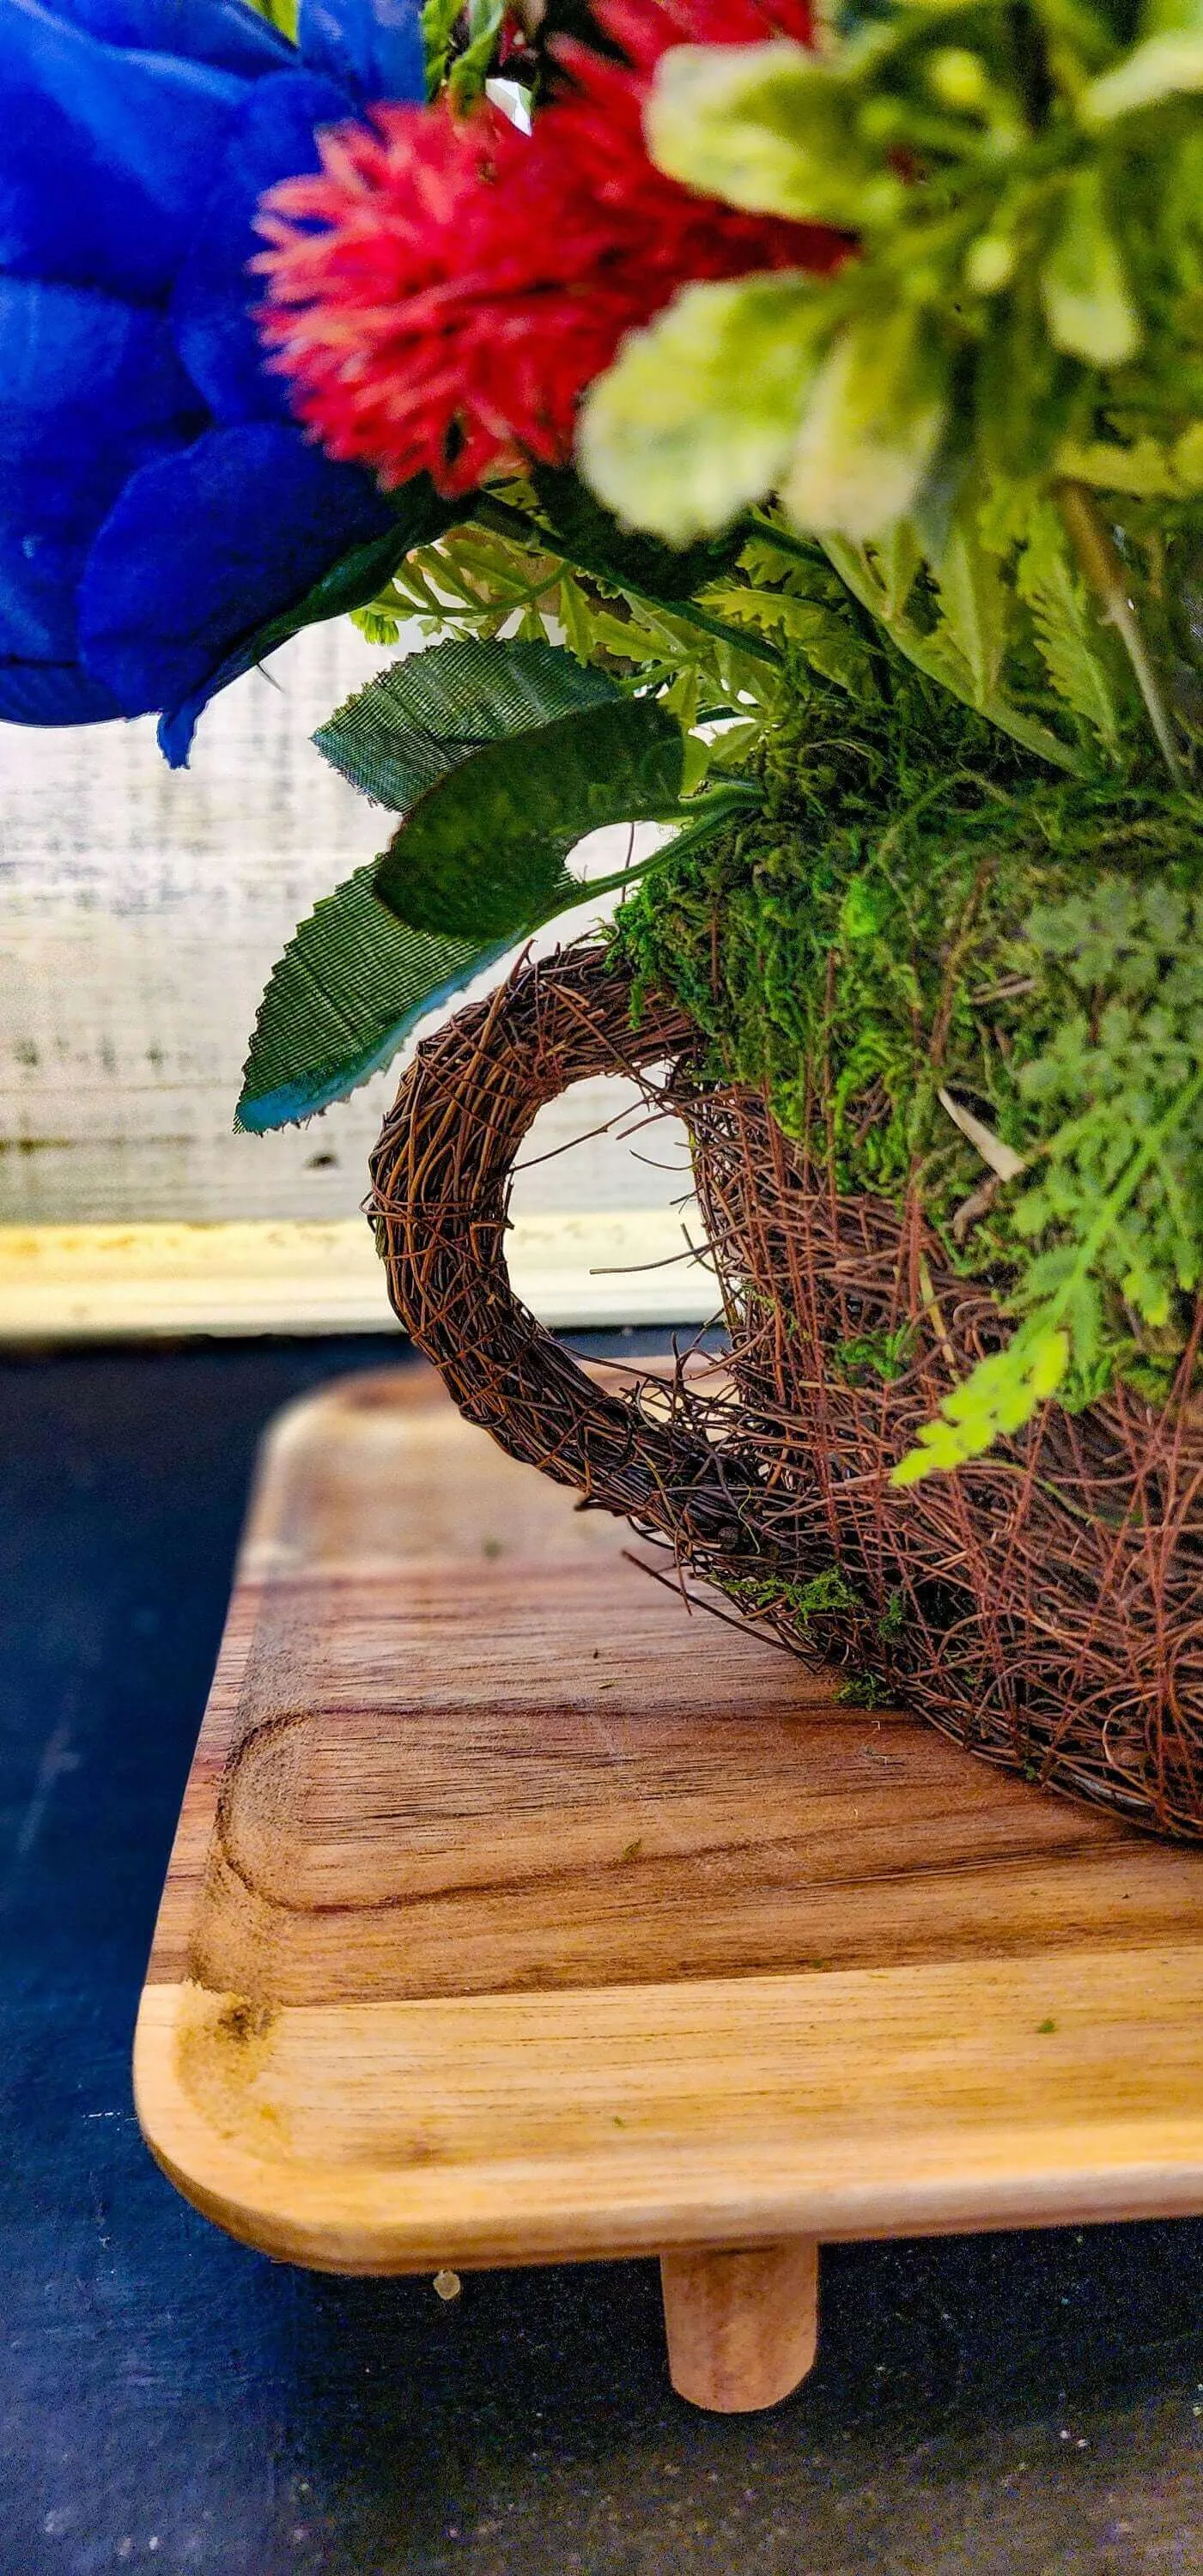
370 945 760 1554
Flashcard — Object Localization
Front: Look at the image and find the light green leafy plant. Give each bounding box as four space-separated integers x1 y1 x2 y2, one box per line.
583 0 1203 552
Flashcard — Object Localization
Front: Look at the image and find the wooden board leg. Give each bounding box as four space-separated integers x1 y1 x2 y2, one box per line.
659 2239 819 2414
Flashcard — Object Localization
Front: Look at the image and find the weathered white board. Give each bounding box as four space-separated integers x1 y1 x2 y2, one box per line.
0 622 712 1331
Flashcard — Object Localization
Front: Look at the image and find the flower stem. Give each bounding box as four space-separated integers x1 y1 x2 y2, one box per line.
1055 480 1187 785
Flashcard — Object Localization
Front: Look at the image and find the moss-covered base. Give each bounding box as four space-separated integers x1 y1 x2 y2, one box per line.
612 674 1203 1412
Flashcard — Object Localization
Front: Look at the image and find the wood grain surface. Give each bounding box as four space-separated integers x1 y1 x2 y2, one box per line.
135 1363 1203 2278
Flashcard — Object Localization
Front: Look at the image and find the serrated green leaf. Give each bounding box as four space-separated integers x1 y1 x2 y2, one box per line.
890 1325 1070 1485
647 38 899 228
579 273 827 546
313 635 618 810
875 520 923 623
933 519 1011 708
1016 502 1121 754
236 865 511 1133
1041 165 1141 367
375 696 688 939
697 581 876 695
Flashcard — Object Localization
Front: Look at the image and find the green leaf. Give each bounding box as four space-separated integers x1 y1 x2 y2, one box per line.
531 467 744 602
785 309 950 541
244 0 297 35
421 0 460 93
1040 166 1141 368
875 520 922 623
375 696 688 939
890 1325 1070 1485
1015 501 1121 755
931 518 1011 708
1083 29 1203 119
697 580 877 696
313 635 618 810
647 38 900 228
236 865 511 1133
579 272 826 545
1055 422 1203 495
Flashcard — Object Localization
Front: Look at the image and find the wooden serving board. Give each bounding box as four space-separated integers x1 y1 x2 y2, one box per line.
136 1364 1203 2413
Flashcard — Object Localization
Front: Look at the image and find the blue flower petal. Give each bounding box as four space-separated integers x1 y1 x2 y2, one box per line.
0 0 250 300
78 420 395 727
171 70 349 424
297 0 422 106
0 658 124 726
0 276 202 659
0 524 92 660
58 0 295 77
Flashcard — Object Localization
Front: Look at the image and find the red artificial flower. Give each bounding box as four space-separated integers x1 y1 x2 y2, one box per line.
255 0 849 498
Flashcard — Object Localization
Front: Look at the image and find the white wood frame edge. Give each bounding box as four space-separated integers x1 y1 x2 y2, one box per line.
0 1212 719 1341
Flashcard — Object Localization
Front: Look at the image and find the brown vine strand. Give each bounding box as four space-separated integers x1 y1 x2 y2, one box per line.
372 942 1203 1843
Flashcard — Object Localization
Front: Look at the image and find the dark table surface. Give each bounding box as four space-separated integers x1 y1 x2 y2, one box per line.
4 1335 1203 2576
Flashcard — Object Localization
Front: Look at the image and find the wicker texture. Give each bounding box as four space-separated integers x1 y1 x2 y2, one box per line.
372 945 1203 1840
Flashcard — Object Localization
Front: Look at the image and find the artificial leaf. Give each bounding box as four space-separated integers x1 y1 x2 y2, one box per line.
1015 501 1121 754
236 864 510 1133
786 309 950 541
697 580 876 696
531 466 744 601
579 272 826 545
375 696 688 938
313 635 618 808
1041 165 1141 367
647 38 898 228
932 518 1011 708
421 0 460 92
890 1325 1070 1485
1055 422 1203 495
1083 30 1203 120
874 520 922 623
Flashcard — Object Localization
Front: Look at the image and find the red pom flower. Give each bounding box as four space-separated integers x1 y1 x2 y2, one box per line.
254 1 850 497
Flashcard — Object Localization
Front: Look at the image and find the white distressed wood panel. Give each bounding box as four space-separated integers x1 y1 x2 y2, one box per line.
0 622 712 1329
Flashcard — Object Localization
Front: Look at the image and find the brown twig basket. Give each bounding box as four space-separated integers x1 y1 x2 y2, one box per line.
370 942 1203 1841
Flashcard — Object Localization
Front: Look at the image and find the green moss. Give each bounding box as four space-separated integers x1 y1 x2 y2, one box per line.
611 670 1203 1405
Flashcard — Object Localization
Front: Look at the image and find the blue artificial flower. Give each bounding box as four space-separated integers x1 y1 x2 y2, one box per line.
0 0 425 762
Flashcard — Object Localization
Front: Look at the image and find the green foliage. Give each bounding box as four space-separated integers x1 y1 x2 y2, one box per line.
243 0 296 36
237 867 508 1133
612 666 1203 1468
1013 501 1123 756
314 634 618 810
833 1324 915 1384
243 635 680 1126
580 0 1203 597
891 1327 1071 1484
579 273 829 547
353 490 797 787
529 470 746 605
375 696 688 939
422 0 507 101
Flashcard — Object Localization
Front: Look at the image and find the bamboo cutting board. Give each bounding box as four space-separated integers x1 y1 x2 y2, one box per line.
136 1364 1203 2411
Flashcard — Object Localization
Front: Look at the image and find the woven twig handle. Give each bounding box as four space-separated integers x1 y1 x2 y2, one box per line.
370 945 757 1553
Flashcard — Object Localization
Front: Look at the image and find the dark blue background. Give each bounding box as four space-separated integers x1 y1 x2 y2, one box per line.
4 1337 1203 2575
